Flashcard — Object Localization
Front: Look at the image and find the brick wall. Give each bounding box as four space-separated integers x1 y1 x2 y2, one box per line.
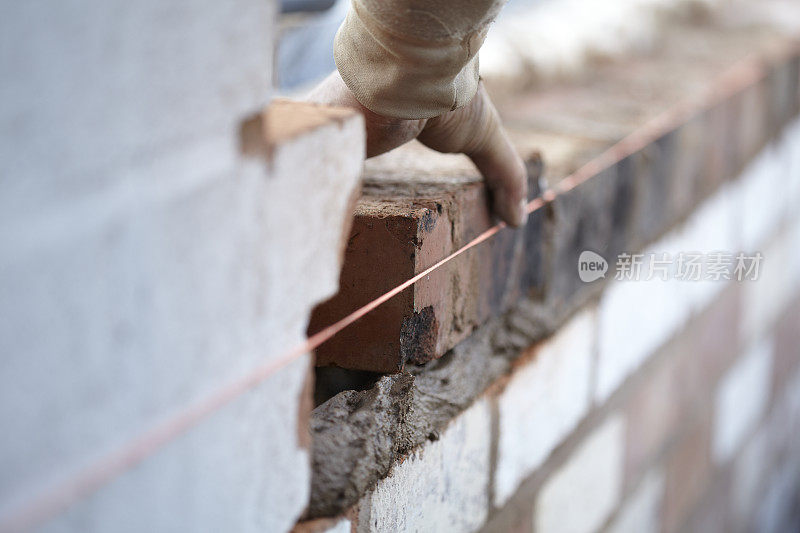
0 3 364 532
299 15 800 533
2 1 799 533
306 118 800 532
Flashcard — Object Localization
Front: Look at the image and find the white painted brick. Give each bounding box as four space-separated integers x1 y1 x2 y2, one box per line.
596 274 684 402
494 309 595 506
735 119 800 344
595 175 744 402
535 415 625 533
670 182 739 314
595 127 796 404
741 226 799 345
606 468 664 533
358 398 492 533
735 147 786 252
713 338 774 464
41 355 311 533
0 104 365 532
0 0 275 222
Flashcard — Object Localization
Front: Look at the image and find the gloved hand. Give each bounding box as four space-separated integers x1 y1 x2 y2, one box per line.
307 71 528 227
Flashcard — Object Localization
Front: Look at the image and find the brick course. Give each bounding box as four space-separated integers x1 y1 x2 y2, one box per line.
310 24 800 373
305 21 800 533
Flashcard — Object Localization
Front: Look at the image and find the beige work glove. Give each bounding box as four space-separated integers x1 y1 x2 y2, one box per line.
308 71 528 227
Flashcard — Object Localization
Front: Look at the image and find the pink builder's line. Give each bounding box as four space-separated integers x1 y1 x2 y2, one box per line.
0 46 786 533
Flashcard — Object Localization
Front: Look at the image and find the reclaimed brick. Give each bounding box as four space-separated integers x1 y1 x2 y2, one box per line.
310 39 800 374
534 415 624 533
544 162 636 313
627 133 678 248
494 309 596 506
309 153 543 372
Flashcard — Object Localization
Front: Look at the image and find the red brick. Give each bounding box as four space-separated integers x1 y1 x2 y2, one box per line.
308 39 799 373
308 158 543 372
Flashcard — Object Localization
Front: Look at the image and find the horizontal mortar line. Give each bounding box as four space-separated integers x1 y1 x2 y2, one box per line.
0 44 790 533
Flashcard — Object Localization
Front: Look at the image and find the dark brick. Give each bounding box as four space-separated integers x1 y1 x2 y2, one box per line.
735 77 770 171
309 42 800 373
701 98 738 193
546 165 629 312
667 113 711 220
625 134 676 249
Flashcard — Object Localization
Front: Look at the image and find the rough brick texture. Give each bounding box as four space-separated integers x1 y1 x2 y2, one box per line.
355 399 492 533
309 153 545 372
310 18 800 372
306 21 800 533
0 58 364 533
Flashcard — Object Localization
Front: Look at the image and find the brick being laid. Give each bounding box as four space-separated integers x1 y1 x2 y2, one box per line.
308 21 800 373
